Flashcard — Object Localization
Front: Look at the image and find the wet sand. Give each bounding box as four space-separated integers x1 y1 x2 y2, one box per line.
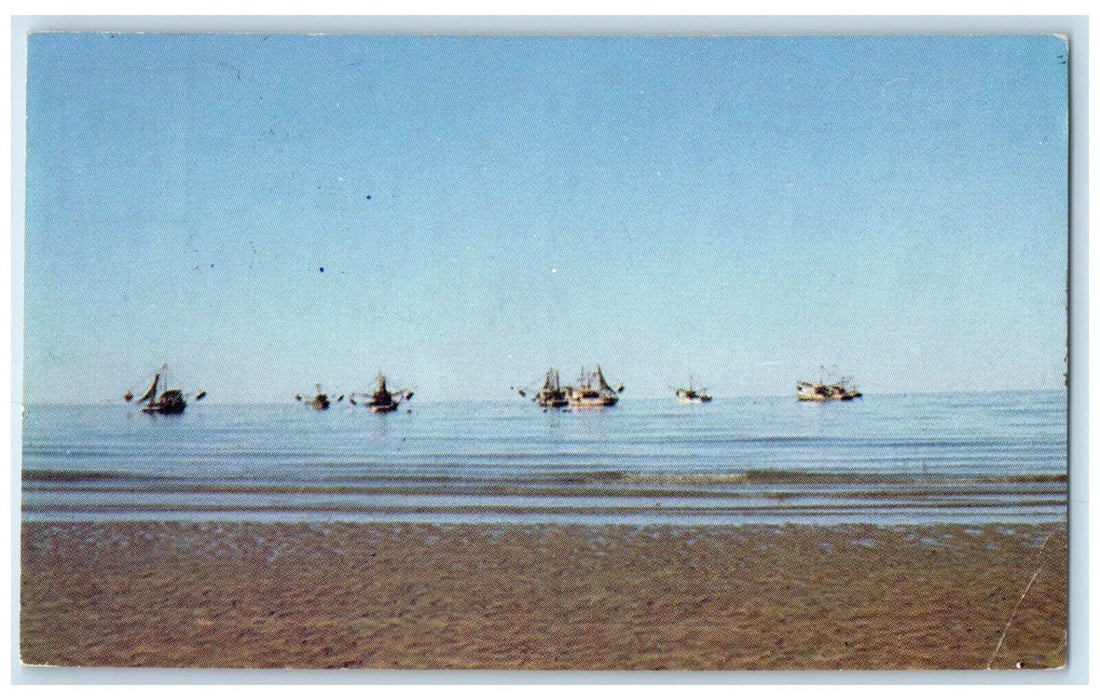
20 521 1066 670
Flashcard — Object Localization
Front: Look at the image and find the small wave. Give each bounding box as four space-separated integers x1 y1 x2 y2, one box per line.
22 468 137 483
558 469 1066 487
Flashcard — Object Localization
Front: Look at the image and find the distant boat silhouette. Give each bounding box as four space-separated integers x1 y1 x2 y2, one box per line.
566 365 622 408
675 376 712 403
125 364 203 414
797 367 862 401
296 383 332 410
517 368 570 408
355 373 413 413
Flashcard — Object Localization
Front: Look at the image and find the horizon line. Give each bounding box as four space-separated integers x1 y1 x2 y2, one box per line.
17 386 1068 408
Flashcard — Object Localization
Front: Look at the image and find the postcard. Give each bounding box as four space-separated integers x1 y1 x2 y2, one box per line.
17 22 1073 674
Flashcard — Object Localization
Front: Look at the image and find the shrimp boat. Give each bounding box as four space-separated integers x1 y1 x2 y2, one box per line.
295 384 333 410
517 368 570 408
796 368 862 401
124 364 204 415
355 373 413 413
675 377 712 403
567 365 623 408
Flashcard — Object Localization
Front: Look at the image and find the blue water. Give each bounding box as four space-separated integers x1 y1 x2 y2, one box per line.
20 391 1067 526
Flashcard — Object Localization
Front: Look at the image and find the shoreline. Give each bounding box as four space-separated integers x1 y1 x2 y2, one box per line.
20 520 1067 671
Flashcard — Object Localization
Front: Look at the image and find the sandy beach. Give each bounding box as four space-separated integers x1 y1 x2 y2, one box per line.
20 521 1066 670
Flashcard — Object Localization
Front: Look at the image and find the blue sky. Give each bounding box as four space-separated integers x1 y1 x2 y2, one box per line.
22 33 1068 403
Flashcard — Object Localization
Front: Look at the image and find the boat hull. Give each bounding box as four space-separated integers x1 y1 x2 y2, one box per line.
676 389 712 403
536 396 569 408
797 392 861 402
569 396 618 408
141 402 186 415
797 380 862 402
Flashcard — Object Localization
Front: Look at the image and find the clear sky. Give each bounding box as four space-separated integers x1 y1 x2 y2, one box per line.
21 33 1068 403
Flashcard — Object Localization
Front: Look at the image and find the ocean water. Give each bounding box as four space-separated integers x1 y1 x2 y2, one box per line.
20 391 1067 526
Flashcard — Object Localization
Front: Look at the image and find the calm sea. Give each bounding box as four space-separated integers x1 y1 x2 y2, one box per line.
20 391 1067 526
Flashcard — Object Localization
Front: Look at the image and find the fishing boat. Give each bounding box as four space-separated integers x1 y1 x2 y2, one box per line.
356 373 413 413
796 368 862 401
675 377 712 403
295 384 337 410
518 368 570 408
124 364 203 415
294 385 327 413
567 365 623 408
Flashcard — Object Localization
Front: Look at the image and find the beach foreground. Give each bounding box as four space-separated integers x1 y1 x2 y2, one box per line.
21 521 1066 670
